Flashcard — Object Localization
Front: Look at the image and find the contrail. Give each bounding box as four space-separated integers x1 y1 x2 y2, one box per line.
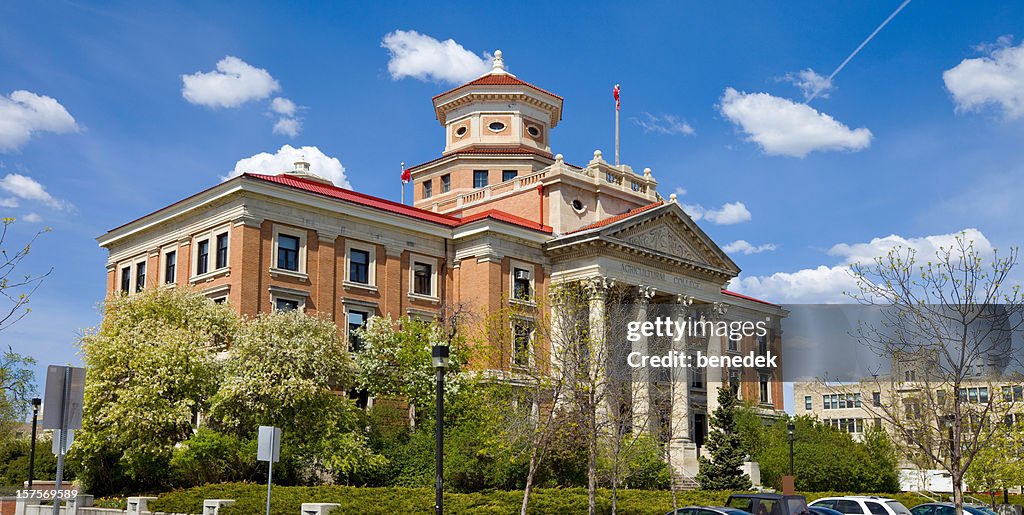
806 0 912 103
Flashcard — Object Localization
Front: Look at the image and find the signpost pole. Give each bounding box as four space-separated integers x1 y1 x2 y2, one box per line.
265 437 274 515
51 367 70 515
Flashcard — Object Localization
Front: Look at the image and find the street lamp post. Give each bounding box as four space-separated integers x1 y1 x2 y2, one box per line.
432 345 450 515
788 421 795 477
28 397 41 489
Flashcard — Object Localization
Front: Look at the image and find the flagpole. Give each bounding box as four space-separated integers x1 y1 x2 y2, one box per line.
614 84 620 167
401 161 405 205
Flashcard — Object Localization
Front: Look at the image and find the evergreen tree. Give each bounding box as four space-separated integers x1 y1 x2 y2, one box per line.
696 385 752 490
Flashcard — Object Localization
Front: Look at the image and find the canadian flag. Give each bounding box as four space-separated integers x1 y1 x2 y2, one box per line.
613 84 620 111
401 167 411 183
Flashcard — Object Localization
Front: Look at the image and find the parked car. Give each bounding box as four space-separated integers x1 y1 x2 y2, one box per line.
667 506 754 515
810 506 846 515
810 496 913 515
909 502 997 515
726 493 810 515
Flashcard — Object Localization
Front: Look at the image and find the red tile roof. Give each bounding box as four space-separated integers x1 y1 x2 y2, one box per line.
567 201 665 234
721 289 779 307
433 73 564 102
247 173 551 233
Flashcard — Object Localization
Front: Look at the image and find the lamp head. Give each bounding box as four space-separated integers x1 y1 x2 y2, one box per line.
31 397 41 409
787 421 795 434
432 345 450 369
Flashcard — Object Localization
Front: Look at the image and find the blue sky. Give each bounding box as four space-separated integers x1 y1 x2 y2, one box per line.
2 1 1023 405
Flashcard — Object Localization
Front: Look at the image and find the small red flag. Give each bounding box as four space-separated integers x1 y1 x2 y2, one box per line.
613 84 620 111
401 168 411 183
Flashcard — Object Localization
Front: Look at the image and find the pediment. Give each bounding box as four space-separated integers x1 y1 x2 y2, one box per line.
600 204 739 276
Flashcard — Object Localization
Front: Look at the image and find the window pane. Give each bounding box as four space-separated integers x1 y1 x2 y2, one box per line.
216 233 229 269
502 170 518 182
413 262 432 295
512 321 531 366
135 263 146 292
441 174 450 193
512 268 531 300
349 249 370 284
348 310 368 351
423 180 432 198
165 251 176 284
197 239 209 275
805 396 812 410
473 170 488 189
121 267 131 292
275 298 299 311
278 234 300 271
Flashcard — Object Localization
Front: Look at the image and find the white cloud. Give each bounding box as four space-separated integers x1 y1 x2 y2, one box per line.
723 240 777 255
673 186 687 197
226 144 350 188
943 37 1024 119
272 117 301 137
0 173 67 210
182 56 280 108
728 229 994 304
633 113 695 136
0 197 18 208
718 87 872 158
270 97 297 117
0 90 79 152
381 30 491 85
682 201 752 225
782 68 834 101
21 212 42 223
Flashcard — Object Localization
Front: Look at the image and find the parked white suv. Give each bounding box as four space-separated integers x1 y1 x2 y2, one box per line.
810 497 913 515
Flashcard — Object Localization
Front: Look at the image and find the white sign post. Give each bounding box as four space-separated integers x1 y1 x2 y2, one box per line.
257 426 281 515
42 365 86 515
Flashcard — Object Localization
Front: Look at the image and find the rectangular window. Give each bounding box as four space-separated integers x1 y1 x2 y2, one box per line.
512 267 531 300
275 298 299 311
197 239 209 275
349 249 370 284
854 393 862 408
823 395 831 410
605 172 616 183
875 417 882 430
512 320 532 366
502 170 518 182
164 250 176 284
347 310 369 352
968 388 979 404
1015 385 1023 402
134 262 146 292
727 336 739 352
473 170 488 189
873 391 881 406
441 174 450 193
277 234 300 271
422 180 432 199
413 262 432 296
979 387 989 404
839 395 847 409
1006 386 1014 402
691 357 705 388
804 395 812 411
856 418 864 433
120 267 131 293
759 374 770 403
215 232 229 269
757 334 768 355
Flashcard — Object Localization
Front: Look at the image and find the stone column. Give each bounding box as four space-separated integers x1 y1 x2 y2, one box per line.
668 294 699 478
704 301 730 419
632 285 656 434
587 276 612 421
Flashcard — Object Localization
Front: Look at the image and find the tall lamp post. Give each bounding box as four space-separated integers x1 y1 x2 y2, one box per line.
28 398 41 488
788 421 795 476
432 345 450 515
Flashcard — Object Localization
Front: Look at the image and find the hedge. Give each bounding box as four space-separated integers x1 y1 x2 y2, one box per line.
149 484 1024 515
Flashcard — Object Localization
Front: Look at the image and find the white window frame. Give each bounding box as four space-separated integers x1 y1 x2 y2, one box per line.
119 264 132 293
160 244 178 286
191 224 231 281
510 317 535 368
133 258 147 292
344 240 377 290
346 308 372 351
408 254 439 301
271 225 308 278
509 260 535 304
271 293 305 312
759 373 772 404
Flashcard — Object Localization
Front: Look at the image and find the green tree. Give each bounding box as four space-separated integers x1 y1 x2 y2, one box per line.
696 385 752 490
75 287 235 494
966 423 1024 507
0 346 35 431
207 309 382 483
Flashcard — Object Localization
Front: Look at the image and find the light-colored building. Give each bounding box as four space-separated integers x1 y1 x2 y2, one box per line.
97 51 786 481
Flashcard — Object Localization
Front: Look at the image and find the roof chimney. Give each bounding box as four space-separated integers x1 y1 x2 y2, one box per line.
285 155 333 185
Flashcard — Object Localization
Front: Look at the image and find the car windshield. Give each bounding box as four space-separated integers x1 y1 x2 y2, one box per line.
729 499 754 512
886 502 912 515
